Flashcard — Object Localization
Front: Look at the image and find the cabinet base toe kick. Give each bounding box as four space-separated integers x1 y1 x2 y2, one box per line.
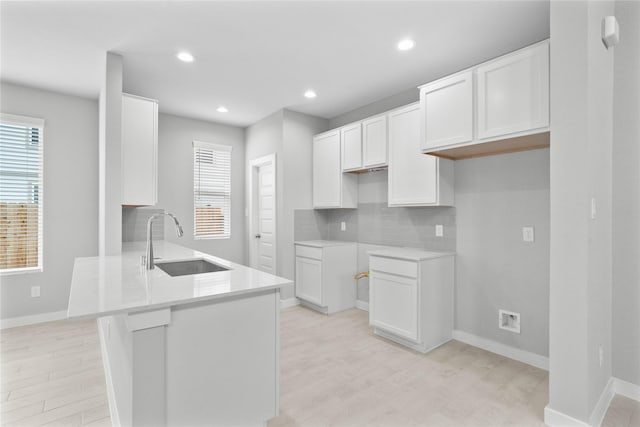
373 327 452 354
298 298 329 314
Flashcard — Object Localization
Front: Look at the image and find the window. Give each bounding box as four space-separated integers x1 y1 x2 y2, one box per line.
0 113 44 273
193 141 232 239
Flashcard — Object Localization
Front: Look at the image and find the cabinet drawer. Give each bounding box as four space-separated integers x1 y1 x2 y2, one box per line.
369 256 417 278
295 245 323 260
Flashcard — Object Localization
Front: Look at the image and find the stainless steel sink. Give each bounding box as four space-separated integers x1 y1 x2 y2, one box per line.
155 259 229 277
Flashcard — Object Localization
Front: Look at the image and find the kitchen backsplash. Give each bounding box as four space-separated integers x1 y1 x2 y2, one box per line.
295 204 456 252
122 207 165 242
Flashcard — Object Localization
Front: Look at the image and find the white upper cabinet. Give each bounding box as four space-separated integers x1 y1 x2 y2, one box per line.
362 114 388 168
419 40 550 159
476 41 549 139
420 71 473 151
340 122 362 172
313 130 357 209
388 104 454 207
121 93 158 206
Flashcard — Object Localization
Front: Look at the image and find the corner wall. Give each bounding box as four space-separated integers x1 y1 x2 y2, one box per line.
0 82 99 319
612 0 640 388
548 0 614 422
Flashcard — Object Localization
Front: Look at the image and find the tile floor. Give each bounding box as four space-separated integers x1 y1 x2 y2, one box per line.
1 306 638 426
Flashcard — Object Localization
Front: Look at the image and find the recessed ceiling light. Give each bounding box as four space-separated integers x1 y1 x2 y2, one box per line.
397 39 415 51
304 90 317 99
216 106 228 113
177 52 194 62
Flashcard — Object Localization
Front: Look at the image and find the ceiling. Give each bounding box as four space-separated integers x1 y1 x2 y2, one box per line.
0 1 550 127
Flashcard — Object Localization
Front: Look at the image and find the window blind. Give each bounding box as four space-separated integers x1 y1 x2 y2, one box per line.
0 113 44 273
193 141 232 239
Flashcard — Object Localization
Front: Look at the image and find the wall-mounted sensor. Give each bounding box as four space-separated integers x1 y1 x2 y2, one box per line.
602 16 619 49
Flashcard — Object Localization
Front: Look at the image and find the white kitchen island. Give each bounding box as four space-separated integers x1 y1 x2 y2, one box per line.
67 241 292 427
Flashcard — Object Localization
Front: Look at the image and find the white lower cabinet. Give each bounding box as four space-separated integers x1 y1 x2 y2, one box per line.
369 250 454 353
294 241 357 314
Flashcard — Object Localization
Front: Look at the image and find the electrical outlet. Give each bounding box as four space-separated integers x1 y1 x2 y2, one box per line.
591 198 597 220
599 345 604 367
31 286 40 298
435 224 444 237
522 226 535 242
499 309 521 334
340 221 346 231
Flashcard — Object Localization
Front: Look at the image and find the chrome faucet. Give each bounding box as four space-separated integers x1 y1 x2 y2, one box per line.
144 212 184 269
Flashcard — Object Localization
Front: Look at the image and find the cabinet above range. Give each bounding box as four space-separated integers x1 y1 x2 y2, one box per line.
340 114 388 172
419 40 549 160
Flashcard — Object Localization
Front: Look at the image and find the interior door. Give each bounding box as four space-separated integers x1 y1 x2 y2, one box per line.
256 163 275 273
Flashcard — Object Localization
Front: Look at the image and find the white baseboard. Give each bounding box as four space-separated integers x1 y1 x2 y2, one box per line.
355 300 369 311
613 377 640 401
280 298 300 309
545 405 590 427
590 377 616 427
452 329 549 371
1 310 67 329
97 318 121 427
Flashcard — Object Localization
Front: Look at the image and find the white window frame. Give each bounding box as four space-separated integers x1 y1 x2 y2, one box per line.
0 113 45 275
193 140 232 240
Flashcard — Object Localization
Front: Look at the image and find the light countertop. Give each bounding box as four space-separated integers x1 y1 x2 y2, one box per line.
367 247 455 261
294 240 357 248
67 241 292 319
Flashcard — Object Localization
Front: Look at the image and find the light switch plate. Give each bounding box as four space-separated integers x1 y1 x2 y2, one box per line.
31 286 40 298
340 221 346 231
435 225 443 237
522 226 535 242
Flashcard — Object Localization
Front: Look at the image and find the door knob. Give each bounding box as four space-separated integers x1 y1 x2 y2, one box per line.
255 234 261 239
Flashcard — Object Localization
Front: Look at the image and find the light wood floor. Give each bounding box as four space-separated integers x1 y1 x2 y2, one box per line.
1 307 638 426
1 319 110 426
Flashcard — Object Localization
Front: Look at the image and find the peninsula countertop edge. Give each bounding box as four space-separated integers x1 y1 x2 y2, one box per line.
67 241 292 320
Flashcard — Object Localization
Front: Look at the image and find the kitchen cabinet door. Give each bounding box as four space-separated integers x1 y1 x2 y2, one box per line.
122 94 158 206
420 71 473 151
295 256 323 306
476 41 549 140
313 130 357 209
388 103 438 206
362 115 387 168
341 123 362 172
313 130 341 207
370 271 419 342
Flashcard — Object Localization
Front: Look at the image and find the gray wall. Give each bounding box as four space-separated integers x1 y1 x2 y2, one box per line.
0 82 99 319
455 149 550 358
99 52 123 256
158 113 246 264
328 88 419 129
612 0 640 387
549 0 614 422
